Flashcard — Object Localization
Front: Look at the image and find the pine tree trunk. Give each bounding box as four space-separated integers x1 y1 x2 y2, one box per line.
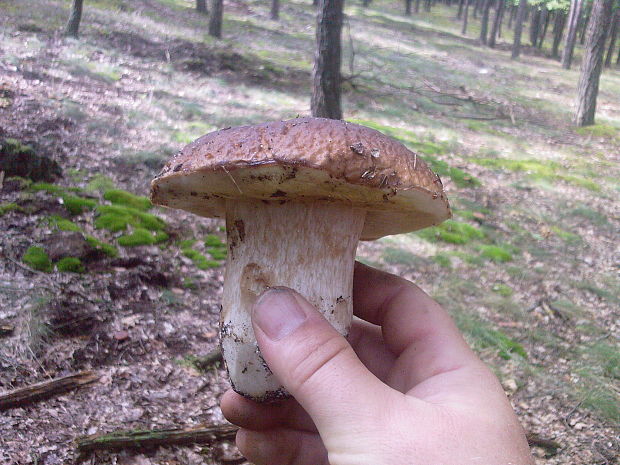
473 0 480 18
562 0 582 69
498 1 505 37
512 0 528 58
538 7 550 48
405 0 413 15
457 0 465 19
508 4 515 29
575 0 614 126
530 7 541 46
604 10 619 67
462 0 470 34
489 0 505 48
552 11 566 58
311 0 344 120
208 0 223 38
425 0 432 12
480 0 493 44
579 7 590 44
271 0 280 19
314 0 320 6
64 0 84 38
196 0 208 14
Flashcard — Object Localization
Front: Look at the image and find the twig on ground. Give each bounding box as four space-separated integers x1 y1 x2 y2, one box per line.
76 423 238 452
526 432 561 456
0 371 99 411
0 324 14 338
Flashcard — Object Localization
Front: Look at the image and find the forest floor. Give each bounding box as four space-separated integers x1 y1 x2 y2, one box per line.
0 0 618 464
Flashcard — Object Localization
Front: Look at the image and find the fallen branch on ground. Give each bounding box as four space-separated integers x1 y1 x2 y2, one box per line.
0 371 99 411
0 324 14 337
526 432 561 455
76 423 238 452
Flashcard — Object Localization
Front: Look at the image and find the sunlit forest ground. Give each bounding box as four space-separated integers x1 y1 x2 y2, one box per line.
0 0 618 463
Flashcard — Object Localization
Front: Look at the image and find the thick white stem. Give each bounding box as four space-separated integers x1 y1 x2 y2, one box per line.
221 199 366 401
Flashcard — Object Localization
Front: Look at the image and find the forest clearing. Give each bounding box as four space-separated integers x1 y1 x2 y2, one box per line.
0 0 618 464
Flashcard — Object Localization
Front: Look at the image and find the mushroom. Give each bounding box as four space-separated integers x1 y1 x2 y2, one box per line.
150 117 450 402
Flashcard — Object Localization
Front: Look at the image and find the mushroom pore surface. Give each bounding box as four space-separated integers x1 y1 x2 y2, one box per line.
222 199 365 401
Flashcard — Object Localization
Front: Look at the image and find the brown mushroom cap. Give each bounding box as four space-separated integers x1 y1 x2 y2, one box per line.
150 117 451 240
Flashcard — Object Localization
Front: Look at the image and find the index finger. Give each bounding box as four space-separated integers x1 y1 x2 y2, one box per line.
352 262 478 386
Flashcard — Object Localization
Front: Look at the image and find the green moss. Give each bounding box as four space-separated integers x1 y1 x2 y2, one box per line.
0 202 23 216
85 235 119 257
432 253 452 268
5 176 32 189
178 239 197 248
56 257 84 273
30 182 65 195
118 228 157 246
104 189 152 211
22 246 52 272
207 247 227 260
86 174 116 193
575 124 618 139
182 248 220 269
204 234 225 247
154 231 169 243
479 245 513 262
492 283 514 297
95 205 166 232
417 220 484 244
2 138 35 156
62 195 97 215
46 215 81 232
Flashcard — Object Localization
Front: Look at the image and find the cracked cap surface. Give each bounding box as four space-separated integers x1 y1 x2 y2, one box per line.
150 117 451 240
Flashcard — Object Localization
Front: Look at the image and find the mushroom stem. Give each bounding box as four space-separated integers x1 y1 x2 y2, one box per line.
221 199 366 401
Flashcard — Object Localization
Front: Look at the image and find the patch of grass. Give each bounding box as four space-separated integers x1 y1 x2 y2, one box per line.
46 215 81 232
550 226 581 243
118 228 159 246
574 281 618 304
95 205 166 232
416 219 484 244
5 176 32 190
569 206 608 225
204 234 225 247
62 195 97 215
382 246 425 266
30 182 65 195
56 257 84 273
182 248 220 270
432 253 452 268
182 277 197 290
2 138 35 156
455 313 527 360
104 189 152 211
575 124 618 139
207 247 227 260
178 239 197 248
0 202 23 216
86 174 116 193
479 244 513 262
85 235 119 257
492 283 513 297
449 251 485 266
22 246 52 272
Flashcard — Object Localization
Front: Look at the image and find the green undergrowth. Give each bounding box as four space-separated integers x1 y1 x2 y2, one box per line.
85 235 119 257
103 189 152 211
575 124 619 140
456 312 528 360
46 215 81 232
179 234 227 269
382 246 426 267
479 244 513 262
95 205 165 232
30 183 97 215
118 228 168 246
56 257 84 273
416 219 484 244
470 157 601 192
22 246 52 272
182 248 220 270
348 119 480 188
0 202 23 216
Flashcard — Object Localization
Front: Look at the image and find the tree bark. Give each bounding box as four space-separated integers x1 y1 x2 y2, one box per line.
457 0 465 19
530 6 541 46
562 0 582 69
512 0 528 59
497 1 505 37
415 0 421 13
405 0 413 15
552 11 567 58
508 3 516 29
196 0 208 14
425 0 432 12
489 0 505 48
575 0 614 126
64 0 84 38
473 0 480 18
579 5 590 44
604 9 619 67
462 0 470 35
208 0 223 38
311 0 344 120
538 7 550 48
271 0 280 19
479 0 493 44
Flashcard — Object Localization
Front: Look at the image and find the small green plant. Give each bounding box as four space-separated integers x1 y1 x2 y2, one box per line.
575 124 618 139
417 220 484 244
182 248 220 269
456 313 527 360
85 235 119 257
56 257 84 273
104 189 152 211
432 253 452 268
207 247 227 260
62 195 97 215
22 246 52 272
479 245 513 262
118 228 158 246
550 226 581 243
0 202 23 216
492 283 513 297
95 205 166 232
86 174 116 193
46 215 81 232
30 182 65 195
204 234 225 247
179 239 197 248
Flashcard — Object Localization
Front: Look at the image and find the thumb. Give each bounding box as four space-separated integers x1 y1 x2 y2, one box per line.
252 287 386 430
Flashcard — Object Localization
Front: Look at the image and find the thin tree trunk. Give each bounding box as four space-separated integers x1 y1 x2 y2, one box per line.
473 0 480 18
480 0 493 44
530 6 541 46
196 0 208 14
462 0 470 35
508 4 516 29
575 0 614 126
425 0 432 12
311 0 344 120
271 0 280 19
617 41 620 64
314 0 319 6
208 0 223 38
579 6 590 44
512 0 528 58
538 7 550 48
405 0 413 15
604 10 619 67
489 0 505 47
562 0 582 69
497 1 505 37
457 0 465 19
64 0 84 38
552 11 567 58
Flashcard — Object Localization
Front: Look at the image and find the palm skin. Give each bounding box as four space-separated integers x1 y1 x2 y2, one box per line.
221 263 534 465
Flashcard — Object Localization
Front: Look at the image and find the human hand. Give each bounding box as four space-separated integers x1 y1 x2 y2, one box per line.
221 262 534 465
